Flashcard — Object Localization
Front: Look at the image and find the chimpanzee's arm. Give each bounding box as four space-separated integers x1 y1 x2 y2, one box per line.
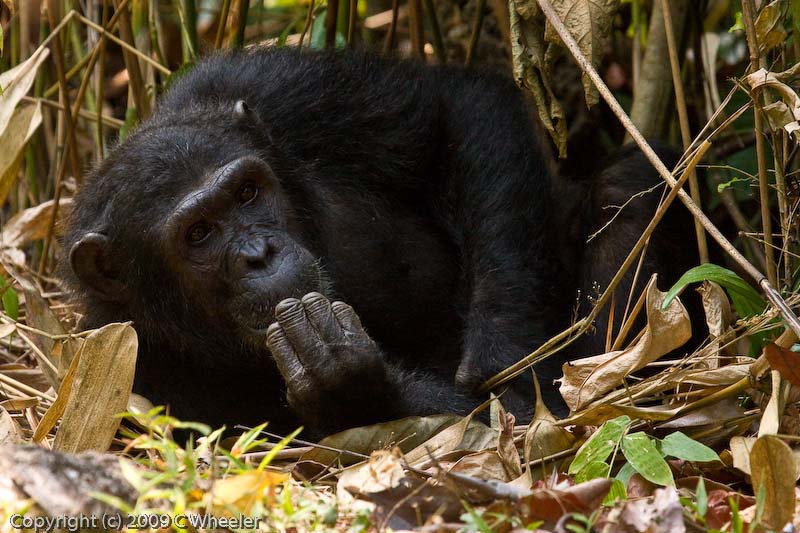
435 75 570 413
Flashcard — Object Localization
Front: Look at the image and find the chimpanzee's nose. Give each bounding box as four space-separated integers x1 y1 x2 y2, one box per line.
240 236 272 270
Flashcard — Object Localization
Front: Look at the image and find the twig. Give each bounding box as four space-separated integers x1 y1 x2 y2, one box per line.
659 0 708 263
347 0 357 46
383 0 400 54
465 0 486 66
423 0 446 63
231 0 249 48
741 0 777 287
325 0 338 48
535 0 800 338
45 1 81 183
407 0 425 59
298 0 315 48
215 0 232 48
75 13 171 76
23 96 124 129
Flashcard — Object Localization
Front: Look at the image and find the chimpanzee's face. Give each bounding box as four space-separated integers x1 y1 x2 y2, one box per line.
160 155 322 335
66 109 325 344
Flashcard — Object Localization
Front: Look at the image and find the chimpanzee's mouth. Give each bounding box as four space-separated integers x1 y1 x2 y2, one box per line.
230 256 331 338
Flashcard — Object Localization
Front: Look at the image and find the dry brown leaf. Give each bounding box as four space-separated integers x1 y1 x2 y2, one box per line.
523 374 575 482
404 398 496 465
3 263 69 386
0 46 48 134
543 0 619 106
1 198 73 249
560 277 691 410
300 413 491 468
749 435 797 530
0 398 38 410
754 0 787 53
743 68 800 137
0 101 42 206
53 323 138 452
764 343 800 387
497 409 522 480
669 362 751 388
0 322 15 338
516 477 612 524
602 486 684 533
0 406 23 445
338 448 405 502
448 451 512 484
509 2 567 156
730 436 755 475
698 280 735 367
34 337 84 442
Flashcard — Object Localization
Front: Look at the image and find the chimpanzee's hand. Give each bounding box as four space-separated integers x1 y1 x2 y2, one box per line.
266 292 396 433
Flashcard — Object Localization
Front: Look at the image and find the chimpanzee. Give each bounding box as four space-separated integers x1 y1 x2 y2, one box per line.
61 47 696 436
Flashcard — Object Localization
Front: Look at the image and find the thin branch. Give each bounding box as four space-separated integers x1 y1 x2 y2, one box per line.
215 0 233 48
659 0 708 263
741 0 777 287
465 0 486 66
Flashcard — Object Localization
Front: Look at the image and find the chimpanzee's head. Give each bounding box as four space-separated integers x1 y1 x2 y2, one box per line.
61 101 325 354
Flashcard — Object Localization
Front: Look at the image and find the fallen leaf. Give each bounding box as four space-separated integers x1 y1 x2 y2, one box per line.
53 323 138 452
560 277 691 410
749 435 797 530
1 198 73 249
730 436 755 476
601 487 684 532
338 448 405 501
764 343 800 387
208 470 289 514
0 406 23 445
0 46 49 134
0 322 15 338
516 478 612 524
0 101 42 207
543 0 619 107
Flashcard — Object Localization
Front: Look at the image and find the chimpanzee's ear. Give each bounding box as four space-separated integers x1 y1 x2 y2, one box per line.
69 232 130 302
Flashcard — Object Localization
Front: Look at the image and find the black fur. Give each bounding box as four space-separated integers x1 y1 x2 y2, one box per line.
61 47 696 435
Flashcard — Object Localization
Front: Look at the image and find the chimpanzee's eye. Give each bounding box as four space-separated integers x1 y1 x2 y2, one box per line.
187 222 211 245
237 182 258 204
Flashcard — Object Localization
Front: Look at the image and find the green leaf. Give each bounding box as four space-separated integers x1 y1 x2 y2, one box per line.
569 416 630 475
0 277 18 320
716 176 749 192
662 264 766 318
659 432 721 463
729 11 744 32
310 9 346 50
574 461 611 483
696 477 708 518
621 432 674 486
615 462 636 485
602 479 626 505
